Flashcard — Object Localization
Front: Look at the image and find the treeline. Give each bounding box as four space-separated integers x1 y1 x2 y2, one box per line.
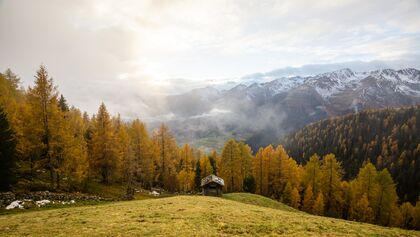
219 140 420 229
0 66 219 194
1 66 420 230
283 106 420 203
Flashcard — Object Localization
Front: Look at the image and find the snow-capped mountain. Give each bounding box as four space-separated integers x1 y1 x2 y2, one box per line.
162 68 420 150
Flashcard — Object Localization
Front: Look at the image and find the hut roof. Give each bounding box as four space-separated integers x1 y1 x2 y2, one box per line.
201 174 224 187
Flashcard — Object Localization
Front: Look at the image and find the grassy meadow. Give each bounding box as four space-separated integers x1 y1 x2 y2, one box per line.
0 193 418 236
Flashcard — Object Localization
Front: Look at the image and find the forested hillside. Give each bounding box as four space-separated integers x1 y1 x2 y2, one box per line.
284 106 420 203
1 66 420 230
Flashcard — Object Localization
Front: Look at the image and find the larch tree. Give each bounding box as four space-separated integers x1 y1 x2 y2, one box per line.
91 103 119 184
290 186 301 209
26 65 60 187
302 185 314 213
200 154 213 178
351 162 379 219
313 192 325 216
60 108 89 190
238 142 253 183
219 139 242 192
115 117 136 197
374 169 399 226
399 202 414 229
320 153 344 217
351 194 374 223
302 154 322 196
129 119 155 188
253 148 264 195
177 144 195 192
153 124 178 191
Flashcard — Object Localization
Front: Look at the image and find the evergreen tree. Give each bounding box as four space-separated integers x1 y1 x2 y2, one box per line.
58 94 69 112
0 106 17 191
243 175 256 193
194 159 202 191
208 150 218 175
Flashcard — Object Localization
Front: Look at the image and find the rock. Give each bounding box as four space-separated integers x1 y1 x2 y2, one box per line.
35 200 51 207
5 200 23 210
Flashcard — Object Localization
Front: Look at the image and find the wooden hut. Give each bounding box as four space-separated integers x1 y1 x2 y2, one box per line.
201 175 224 197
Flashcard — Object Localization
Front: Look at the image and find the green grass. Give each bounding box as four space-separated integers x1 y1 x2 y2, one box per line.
0 194 418 236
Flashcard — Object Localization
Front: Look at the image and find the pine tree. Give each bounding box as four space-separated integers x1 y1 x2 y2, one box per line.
194 159 202 191
0 106 17 191
58 94 69 112
208 150 218 175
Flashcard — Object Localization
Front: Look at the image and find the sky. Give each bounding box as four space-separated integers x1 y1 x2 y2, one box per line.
1 0 420 118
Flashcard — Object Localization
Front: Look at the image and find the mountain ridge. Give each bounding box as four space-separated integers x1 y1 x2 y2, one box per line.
161 68 420 150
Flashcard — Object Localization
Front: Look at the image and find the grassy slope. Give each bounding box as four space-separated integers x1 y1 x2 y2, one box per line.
223 193 299 213
0 194 418 237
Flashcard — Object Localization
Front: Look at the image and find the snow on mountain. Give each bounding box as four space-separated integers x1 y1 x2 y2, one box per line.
163 68 420 150
229 68 420 100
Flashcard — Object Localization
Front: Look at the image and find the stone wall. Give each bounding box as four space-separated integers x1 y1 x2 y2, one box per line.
0 191 105 208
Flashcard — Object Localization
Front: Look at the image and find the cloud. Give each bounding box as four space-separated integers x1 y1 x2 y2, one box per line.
0 0 419 119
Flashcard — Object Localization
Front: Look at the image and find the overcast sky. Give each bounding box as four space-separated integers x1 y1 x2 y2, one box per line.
1 0 420 118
